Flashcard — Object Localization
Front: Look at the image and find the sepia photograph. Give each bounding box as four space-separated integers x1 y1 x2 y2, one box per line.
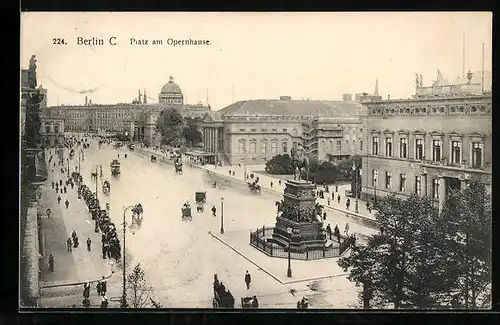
20 12 492 309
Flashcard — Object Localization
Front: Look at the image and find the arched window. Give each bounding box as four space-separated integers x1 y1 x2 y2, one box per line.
261 139 268 154
238 139 246 154
250 139 257 153
271 139 278 154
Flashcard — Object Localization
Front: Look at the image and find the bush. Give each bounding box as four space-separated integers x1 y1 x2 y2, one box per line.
265 154 294 175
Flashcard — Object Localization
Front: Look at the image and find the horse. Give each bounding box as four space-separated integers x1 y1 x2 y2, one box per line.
291 146 310 180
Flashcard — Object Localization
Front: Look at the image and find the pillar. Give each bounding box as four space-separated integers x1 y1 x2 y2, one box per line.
438 176 446 215
214 129 218 153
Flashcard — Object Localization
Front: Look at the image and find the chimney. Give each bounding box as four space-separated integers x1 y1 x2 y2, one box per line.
143 89 147 104
138 89 142 104
85 96 88 106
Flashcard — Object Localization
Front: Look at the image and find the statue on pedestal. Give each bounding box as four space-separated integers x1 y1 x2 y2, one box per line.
291 145 310 181
28 55 37 89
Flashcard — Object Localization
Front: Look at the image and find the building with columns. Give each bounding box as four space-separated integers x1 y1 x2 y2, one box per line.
39 109 65 147
44 76 210 145
201 96 366 166
361 71 492 213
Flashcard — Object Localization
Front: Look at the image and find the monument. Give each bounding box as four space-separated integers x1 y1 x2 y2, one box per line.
270 180 327 252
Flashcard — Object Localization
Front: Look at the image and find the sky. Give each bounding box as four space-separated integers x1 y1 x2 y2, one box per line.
21 12 492 110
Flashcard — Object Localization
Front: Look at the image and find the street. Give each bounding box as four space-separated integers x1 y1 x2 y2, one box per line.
43 138 378 308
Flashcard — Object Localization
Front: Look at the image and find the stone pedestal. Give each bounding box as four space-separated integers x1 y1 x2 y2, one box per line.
270 180 326 253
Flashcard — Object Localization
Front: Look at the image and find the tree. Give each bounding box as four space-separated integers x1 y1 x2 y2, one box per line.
127 263 152 308
338 194 448 309
155 108 184 147
182 118 202 147
437 180 492 309
265 154 294 175
307 160 338 184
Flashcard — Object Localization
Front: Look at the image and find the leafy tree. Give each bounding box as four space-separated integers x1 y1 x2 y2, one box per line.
437 180 492 309
127 263 152 308
265 154 294 175
338 194 447 309
306 160 338 184
182 118 202 147
155 108 184 147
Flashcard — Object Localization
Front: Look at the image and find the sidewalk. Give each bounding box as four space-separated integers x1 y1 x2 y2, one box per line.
204 164 379 226
38 152 112 288
210 230 349 285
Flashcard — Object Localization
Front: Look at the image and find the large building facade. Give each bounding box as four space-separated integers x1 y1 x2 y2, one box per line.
201 97 365 165
43 76 210 146
361 72 492 212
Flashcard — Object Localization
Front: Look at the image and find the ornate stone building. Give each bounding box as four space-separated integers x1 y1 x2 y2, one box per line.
361 71 492 213
44 76 210 145
201 97 365 166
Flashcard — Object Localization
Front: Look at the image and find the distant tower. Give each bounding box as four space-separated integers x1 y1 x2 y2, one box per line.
143 89 147 104
374 78 379 96
85 96 88 106
138 89 142 104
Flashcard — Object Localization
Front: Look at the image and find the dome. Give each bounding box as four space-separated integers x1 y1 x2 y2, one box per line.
160 76 182 94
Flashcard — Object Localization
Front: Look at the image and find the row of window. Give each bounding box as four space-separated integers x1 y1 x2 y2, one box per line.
159 98 182 104
238 139 289 154
371 170 441 199
371 136 484 167
238 128 291 132
44 125 60 134
320 140 363 153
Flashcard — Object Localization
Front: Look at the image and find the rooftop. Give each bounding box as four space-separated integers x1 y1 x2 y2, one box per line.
218 98 364 117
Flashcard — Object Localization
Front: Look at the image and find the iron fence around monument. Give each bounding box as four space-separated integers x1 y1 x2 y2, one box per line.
249 227 349 260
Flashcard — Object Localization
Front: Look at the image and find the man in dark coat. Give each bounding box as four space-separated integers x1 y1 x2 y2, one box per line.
86 238 92 252
334 225 341 244
326 224 332 240
245 270 251 290
57 195 62 204
65 199 70 209
100 277 107 296
67 237 73 252
48 254 55 272
211 206 217 217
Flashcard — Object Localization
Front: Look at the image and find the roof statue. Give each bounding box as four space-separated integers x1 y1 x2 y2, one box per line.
28 55 37 89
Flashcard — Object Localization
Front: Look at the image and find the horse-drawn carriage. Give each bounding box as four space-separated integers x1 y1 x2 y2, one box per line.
113 141 123 149
181 202 192 220
102 180 111 195
131 203 144 227
248 179 261 193
110 159 121 176
195 191 206 212
213 274 235 308
128 143 135 151
150 155 157 163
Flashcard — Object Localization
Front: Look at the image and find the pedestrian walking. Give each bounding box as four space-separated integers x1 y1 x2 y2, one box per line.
337 194 341 204
335 185 338 193
96 281 102 296
270 181 273 188
46 208 51 218
48 254 55 272
245 270 251 289
326 224 332 240
334 225 341 243
229 170 231 175
251 296 259 308
70 182 74 190
63 186 67 194
51 181 55 189
100 277 107 296
100 296 108 308
367 202 372 214
323 212 327 220
211 206 217 217
67 237 73 252
83 283 90 299
232 171 235 176
344 223 350 236
278 179 281 186
346 198 350 210
65 199 70 209
57 195 62 204
86 238 92 252
59 180 63 186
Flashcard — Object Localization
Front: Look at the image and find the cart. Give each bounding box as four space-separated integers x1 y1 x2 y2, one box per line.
151 155 157 162
195 191 206 213
241 296 259 309
110 159 121 175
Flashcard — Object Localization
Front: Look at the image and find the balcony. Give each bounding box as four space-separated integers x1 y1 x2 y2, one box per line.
420 157 491 174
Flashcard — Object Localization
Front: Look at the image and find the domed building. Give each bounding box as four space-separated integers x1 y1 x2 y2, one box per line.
158 76 184 108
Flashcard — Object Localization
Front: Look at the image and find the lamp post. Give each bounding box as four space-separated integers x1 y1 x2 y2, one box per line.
287 227 293 278
352 162 359 214
121 204 139 308
220 197 224 234
78 150 81 173
95 165 102 201
67 158 70 177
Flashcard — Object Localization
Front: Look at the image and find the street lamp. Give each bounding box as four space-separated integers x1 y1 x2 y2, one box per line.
121 204 140 308
287 227 293 278
352 162 359 214
67 158 70 177
220 197 225 234
95 165 102 201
